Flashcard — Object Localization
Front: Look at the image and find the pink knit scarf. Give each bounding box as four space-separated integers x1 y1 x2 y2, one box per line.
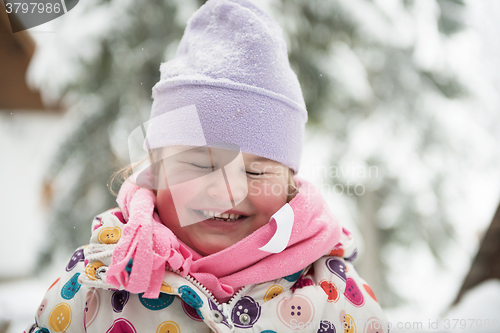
106 176 341 302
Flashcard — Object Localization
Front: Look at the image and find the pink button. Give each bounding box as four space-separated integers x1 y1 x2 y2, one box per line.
277 294 314 329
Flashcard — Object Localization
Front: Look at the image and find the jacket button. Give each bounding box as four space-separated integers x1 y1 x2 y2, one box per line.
95 266 107 281
211 309 223 323
239 313 251 325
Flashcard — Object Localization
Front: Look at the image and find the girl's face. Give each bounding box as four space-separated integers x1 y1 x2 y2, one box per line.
154 145 292 256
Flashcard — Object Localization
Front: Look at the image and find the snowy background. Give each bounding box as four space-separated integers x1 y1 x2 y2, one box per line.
1 0 500 332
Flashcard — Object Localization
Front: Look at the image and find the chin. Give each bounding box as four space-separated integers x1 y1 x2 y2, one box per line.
195 242 233 256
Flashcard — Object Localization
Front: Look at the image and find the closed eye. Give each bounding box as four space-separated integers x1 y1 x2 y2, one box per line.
190 163 267 176
246 171 266 177
246 171 266 176
190 163 213 169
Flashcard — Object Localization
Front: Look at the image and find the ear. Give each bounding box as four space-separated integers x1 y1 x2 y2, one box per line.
286 168 298 203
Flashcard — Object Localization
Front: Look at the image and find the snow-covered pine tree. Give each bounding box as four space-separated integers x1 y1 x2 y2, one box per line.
34 0 186 267
272 0 485 307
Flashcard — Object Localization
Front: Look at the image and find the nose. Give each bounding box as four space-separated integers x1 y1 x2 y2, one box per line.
206 167 247 206
226 172 247 205
206 173 234 203
225 163 248 204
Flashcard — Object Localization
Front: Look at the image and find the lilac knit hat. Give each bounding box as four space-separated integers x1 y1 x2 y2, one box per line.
147 0 307 173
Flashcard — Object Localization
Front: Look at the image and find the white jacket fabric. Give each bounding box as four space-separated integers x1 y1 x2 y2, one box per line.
27 207 388 333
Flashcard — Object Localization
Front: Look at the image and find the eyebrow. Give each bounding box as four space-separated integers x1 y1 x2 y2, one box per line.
186 146 210 155
248 156 280 165
251 156 271 162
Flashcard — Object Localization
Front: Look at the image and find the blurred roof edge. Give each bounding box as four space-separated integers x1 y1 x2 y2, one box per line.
0 3 62 113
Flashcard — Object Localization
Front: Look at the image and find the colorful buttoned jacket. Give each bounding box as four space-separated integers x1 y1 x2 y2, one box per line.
27 207 388 333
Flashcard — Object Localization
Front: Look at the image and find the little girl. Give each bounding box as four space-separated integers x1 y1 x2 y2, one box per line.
27 0 388 332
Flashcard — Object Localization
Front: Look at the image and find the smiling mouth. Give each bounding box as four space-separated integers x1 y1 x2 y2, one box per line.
195 209 246 222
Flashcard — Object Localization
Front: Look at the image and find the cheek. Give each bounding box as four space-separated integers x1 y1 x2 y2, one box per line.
248 180 287 200
156 184 202 229
156 190 179 227
168 183 197 206
248 181 287 213
157 182 198 208
156 189 174 208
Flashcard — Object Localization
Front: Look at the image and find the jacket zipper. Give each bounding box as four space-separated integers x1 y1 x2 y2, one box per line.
221 284 253 331
165 266 253 331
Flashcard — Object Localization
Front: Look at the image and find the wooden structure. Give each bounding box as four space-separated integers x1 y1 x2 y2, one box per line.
0 2 50 111
453 201 500 305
